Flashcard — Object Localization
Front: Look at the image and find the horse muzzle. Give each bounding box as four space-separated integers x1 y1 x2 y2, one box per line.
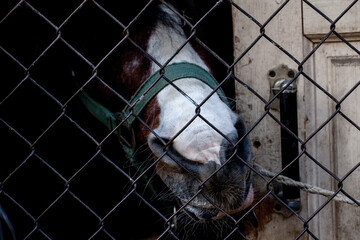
182 168 254 222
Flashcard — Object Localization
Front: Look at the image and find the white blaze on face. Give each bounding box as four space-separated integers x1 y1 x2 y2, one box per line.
147 5 208 73
156 79 237 165
147 6 238 165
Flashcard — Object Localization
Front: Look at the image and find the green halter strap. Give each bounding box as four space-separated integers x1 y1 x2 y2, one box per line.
79 62 230 194
120 62 230 129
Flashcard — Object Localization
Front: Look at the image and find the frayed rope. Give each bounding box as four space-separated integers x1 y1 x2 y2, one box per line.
253 163 360 207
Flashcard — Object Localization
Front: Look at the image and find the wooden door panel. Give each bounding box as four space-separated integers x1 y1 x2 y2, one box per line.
303 0 360 42
309 44 360 239
232 0 306 239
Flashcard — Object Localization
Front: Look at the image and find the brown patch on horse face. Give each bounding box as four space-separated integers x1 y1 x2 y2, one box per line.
95 12 156 105
136 98 161 144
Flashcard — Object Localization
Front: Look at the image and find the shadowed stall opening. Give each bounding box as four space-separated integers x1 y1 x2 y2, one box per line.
1 1 252 239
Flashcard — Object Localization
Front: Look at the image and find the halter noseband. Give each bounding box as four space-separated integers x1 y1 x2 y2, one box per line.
80 62 230 134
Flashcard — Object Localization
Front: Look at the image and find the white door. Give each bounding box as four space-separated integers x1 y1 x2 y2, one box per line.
232 0 360 239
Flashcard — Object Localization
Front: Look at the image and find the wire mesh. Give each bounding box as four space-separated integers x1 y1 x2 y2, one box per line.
1 0 359 239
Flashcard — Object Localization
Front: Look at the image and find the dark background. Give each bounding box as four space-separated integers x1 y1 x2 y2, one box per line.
0 1 234 239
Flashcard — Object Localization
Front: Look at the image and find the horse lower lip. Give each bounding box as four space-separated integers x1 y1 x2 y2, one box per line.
183 185 254 221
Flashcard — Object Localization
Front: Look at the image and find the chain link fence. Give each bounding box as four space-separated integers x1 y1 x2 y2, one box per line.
1 0 359 239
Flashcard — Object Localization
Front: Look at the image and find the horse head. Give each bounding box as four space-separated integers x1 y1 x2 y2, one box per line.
81 3 254 223
136 4 253 221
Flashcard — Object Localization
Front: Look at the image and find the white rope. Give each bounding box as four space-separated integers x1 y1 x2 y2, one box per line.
253 163 359 207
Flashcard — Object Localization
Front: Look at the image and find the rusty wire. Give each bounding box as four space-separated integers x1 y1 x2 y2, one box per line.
0 0 359 239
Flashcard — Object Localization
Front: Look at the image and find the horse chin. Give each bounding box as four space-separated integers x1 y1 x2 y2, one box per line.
182 185 254 222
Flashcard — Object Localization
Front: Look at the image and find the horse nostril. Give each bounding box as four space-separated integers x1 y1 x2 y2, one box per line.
148 136 181 168
169 155 219 180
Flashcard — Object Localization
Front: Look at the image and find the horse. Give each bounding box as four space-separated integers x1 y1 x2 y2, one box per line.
77 1 254 239
0 0 254 239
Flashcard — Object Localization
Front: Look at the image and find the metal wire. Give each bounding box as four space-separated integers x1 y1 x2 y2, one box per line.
0 0 359 239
